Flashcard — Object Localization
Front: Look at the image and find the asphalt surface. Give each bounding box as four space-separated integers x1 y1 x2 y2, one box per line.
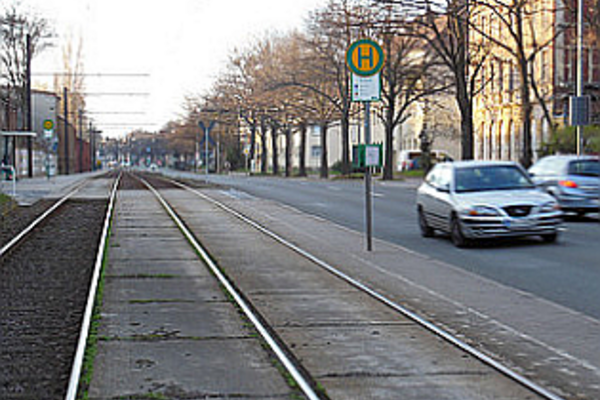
178 172 600 321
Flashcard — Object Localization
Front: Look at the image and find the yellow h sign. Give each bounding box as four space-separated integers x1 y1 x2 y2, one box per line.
346 39 384 77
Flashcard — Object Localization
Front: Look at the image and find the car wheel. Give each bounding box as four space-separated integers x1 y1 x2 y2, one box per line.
450 215 468 248
541 232 558 243
418 208 434 238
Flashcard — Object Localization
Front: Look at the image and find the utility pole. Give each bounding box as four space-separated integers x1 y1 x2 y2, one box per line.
26 34 33 178
576 0 584 155
78 109 83 172
63 87 69 175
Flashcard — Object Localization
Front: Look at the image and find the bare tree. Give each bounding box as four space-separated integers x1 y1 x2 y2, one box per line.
374 0 489 162
366 5 452 179
1 4 53 128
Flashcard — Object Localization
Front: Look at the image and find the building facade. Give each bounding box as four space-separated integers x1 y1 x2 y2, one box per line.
472 0 600 163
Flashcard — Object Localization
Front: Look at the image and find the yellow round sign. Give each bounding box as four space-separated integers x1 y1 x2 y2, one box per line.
43 119 54 131
346 39 385 77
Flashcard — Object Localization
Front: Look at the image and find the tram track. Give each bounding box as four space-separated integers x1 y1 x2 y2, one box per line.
139 172 568 400
1 169 575 399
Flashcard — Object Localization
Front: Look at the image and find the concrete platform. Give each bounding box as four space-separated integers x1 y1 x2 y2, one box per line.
0 170 106 204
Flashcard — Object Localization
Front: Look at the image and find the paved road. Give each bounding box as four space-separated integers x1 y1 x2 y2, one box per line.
189 173 600 321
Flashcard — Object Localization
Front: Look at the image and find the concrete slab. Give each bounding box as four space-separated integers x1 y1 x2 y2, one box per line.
89 340 290 399
99 301 248 339
102 276 225 303
105 259 207 277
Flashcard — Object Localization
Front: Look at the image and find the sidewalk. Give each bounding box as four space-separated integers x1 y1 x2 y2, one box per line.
0 170 105 205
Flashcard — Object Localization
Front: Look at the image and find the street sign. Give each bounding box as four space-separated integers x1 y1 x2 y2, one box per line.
365 145 382 167
353 144 383 168
346 39 385 77
569 96 591 126
352 73 381 102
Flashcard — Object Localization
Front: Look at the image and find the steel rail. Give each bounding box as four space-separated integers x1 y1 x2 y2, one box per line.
139 177 321 400
65 173 121 400
169 178 567 400
0 180 89 258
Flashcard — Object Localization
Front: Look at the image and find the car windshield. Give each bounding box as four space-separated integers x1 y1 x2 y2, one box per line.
568 160 600 177
455 165 535 193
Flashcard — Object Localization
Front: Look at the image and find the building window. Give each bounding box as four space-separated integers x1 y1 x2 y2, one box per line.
498 60 504 92
311 145 321 158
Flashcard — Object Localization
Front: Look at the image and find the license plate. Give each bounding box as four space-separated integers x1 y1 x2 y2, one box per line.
504 218 533 230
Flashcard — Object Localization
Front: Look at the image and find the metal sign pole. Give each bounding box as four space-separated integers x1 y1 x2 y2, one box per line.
576 0 584 155
199 120 216 182
205 125 209 179
365 101 372 252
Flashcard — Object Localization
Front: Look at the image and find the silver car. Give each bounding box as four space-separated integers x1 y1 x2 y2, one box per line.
416 161 563 247
528 155 599 217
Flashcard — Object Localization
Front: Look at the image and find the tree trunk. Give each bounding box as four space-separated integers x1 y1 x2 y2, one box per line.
249 123 257 160
271 123 279 175
320 121 329 179
298 122 307 177
518 57 533 167
456 60 474 160
260 119 268 174
519 69 533 168
285 126 292 177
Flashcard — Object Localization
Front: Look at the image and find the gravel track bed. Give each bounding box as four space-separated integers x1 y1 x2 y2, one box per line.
0 199 108 399
120 171 183 190
0 200 55 251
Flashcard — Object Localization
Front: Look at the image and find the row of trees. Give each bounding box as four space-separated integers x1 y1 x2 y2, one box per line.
166 0 454 179
162 0 599 178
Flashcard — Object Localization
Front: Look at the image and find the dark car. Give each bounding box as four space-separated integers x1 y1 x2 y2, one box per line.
528 155 599 217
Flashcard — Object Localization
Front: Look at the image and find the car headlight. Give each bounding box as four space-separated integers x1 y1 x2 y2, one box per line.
461 205 501 217
539 201 560 213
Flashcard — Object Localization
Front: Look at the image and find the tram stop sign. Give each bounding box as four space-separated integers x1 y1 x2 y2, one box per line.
346 39 385 77
43 119 54 139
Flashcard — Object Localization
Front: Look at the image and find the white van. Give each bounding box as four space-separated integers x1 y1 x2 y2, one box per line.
397 149 453 171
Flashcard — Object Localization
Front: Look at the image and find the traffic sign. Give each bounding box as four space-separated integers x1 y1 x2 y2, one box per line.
346 39 385 77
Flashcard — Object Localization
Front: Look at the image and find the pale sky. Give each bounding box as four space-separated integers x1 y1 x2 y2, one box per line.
23 0 324 138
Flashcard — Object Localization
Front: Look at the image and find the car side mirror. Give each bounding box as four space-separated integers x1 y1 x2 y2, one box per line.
529 172 535 177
